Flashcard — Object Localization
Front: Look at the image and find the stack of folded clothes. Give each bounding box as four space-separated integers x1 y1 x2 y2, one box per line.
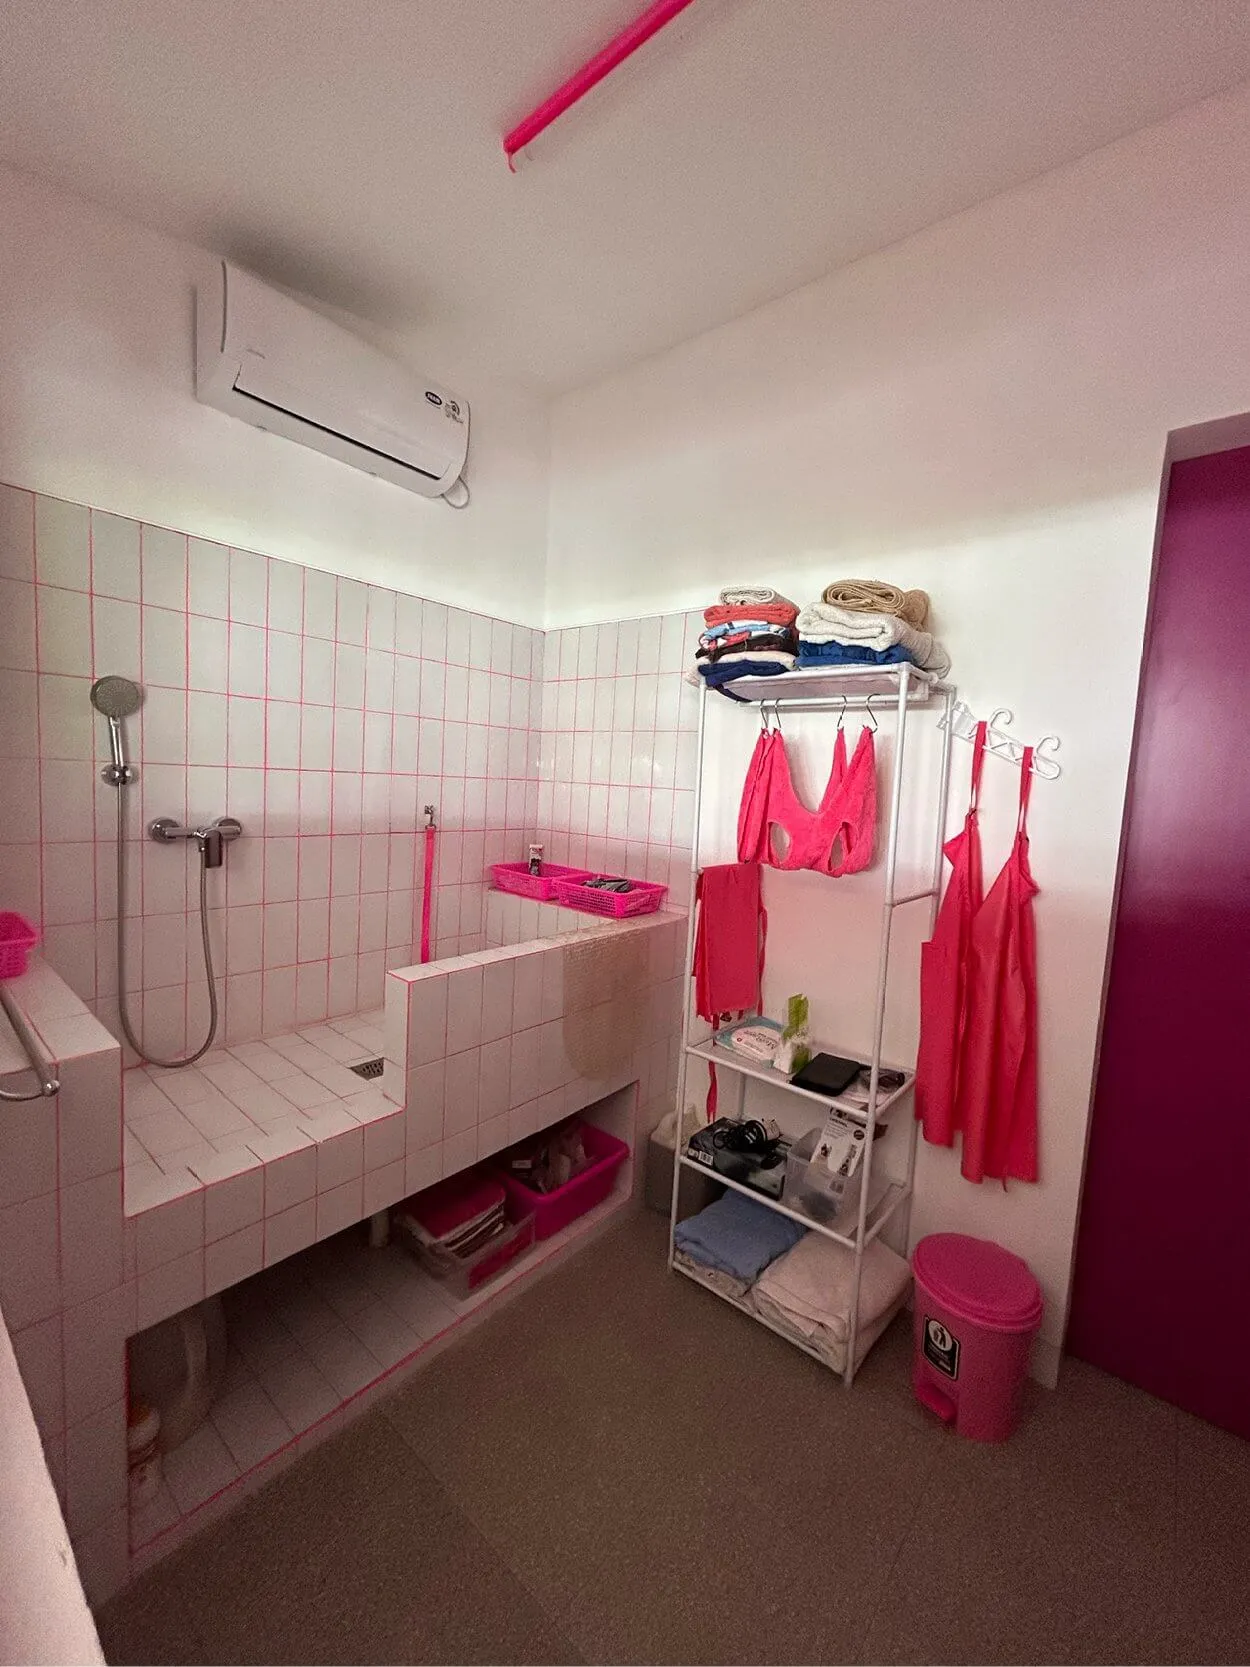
397 1171 508 1262
673 1189 806 1300
750 1232 912 1372
795 580 950 677
696 586 799 690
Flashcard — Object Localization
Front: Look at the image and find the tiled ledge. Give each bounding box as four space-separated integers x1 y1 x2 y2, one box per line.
124 1012 393 1212
122 1017 405 1335
124 908 684 1337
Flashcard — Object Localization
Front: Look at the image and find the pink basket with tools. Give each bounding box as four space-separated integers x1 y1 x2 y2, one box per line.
550 874 668 918
490 861 592 903
493 1122 630 1240
0 913 38 979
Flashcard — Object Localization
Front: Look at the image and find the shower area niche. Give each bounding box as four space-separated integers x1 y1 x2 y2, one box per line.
0 484 690 1601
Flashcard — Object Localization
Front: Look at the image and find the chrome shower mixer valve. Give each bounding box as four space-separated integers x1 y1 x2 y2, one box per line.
148 816 243 869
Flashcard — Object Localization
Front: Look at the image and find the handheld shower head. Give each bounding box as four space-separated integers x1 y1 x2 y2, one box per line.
89 675 143 720
90 675 144 784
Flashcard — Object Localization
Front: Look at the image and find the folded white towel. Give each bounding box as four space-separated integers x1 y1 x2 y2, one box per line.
796 603 951 677
751 1232 912 1346
674 1250 752 1302
719 586 796 609
755 1295 902 1373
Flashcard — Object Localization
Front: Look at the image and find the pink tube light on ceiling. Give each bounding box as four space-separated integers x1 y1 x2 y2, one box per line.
503 0 700 169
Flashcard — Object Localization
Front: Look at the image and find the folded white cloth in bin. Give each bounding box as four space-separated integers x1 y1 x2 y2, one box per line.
751 1233 911 1347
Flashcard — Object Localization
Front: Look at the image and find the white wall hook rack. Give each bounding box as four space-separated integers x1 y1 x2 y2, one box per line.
938 701 1062 781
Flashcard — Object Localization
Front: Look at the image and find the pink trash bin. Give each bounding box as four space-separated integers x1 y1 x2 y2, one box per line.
911 1233 1043 1442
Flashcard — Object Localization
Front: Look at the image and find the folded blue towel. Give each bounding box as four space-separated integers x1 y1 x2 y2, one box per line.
698 657 794 687
796 640 916 668
674 1189 806 1283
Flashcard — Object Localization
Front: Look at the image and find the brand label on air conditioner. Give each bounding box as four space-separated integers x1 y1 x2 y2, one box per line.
923 1317 960 1379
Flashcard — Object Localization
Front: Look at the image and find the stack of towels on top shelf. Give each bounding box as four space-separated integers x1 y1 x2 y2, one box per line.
695 586 799 689
796 580 951 678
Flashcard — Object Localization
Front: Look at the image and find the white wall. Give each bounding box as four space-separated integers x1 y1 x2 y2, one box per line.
545 82 1250 1377
0 163 551 627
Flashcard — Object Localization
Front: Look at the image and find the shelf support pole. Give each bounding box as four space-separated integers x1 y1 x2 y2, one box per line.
844 662 913 1384
668 679 708 1264
897 681 957 1251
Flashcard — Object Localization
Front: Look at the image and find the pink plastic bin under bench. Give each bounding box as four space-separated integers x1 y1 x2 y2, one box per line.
495 1123 630 1239
911 1232 1043 1442
490 861 592 903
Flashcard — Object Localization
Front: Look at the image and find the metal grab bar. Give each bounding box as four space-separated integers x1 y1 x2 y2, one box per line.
0 983 60 1101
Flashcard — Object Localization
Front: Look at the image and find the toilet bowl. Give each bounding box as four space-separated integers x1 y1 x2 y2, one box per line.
128 1294 228 1452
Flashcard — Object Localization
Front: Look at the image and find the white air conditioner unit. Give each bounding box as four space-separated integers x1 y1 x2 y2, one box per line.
195 261 470 506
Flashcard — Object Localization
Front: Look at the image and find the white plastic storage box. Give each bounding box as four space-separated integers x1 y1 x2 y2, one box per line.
783 1127 864 1225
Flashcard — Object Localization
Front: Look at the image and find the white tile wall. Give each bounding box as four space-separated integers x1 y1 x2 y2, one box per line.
0 485 545 1060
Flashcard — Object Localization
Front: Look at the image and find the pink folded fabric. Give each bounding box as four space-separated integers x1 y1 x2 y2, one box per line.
693 862 766 1023
704 600 798 629
693 862 768 1118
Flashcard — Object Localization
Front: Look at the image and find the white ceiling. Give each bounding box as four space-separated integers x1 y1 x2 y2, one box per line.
2 0 1250 394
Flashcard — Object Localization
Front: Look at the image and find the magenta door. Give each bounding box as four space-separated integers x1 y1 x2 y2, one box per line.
1067 444 1250 1436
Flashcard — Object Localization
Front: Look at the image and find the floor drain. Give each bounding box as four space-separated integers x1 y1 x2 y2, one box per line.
350 1058 385 1080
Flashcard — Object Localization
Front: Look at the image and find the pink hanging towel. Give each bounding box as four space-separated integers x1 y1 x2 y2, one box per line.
692 862 767 1118
914 724 986 1146
958 750 1039 1185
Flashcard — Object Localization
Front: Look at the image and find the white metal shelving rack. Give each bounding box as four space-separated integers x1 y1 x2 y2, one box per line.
667 661 956 1384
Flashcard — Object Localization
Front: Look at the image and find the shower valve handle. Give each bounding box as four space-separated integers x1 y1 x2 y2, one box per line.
149 816 244 868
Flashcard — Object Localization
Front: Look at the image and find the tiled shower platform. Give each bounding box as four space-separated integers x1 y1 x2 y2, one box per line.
123 1009 403 1335
124 1011 391 1197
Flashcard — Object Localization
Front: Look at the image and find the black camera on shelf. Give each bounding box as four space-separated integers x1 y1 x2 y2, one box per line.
686 1118 790 1200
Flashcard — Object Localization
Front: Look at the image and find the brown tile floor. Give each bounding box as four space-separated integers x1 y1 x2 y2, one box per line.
98 1211 1250 1666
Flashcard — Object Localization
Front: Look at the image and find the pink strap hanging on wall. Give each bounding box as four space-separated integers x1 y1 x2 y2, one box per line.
420 806 436 964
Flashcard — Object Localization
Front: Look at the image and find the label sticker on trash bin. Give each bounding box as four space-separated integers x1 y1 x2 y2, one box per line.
923 1317 960 1379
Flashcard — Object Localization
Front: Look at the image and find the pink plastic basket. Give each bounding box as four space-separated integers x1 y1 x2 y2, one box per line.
494 1123 630 1240
490 861 592 903
0 913 38 979
550 875 669 918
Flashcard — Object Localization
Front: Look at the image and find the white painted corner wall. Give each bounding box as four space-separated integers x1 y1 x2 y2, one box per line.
545 80 1250 1370
0 163 551 628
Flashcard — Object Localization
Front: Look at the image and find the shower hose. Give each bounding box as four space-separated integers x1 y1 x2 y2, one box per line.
115 786 219 1069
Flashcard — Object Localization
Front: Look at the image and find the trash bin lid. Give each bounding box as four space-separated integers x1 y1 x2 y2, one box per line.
913 1233 1043 1331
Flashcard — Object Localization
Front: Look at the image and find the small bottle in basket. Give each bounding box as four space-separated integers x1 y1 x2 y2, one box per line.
528 843 543 877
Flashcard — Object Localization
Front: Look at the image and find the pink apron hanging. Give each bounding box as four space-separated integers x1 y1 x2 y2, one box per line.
914 723 986 1147
958 749 1039 1184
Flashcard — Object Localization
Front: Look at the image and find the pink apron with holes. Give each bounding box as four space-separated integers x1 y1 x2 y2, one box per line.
737 726 877 876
